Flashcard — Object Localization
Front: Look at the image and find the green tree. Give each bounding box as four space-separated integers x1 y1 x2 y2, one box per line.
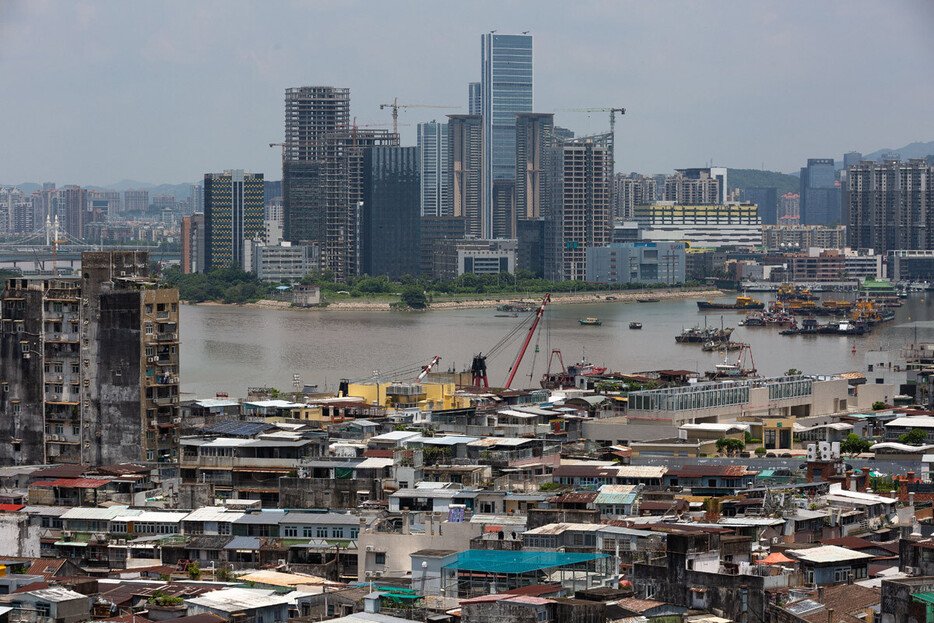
785 368 802 376
754 447 767 456
899 428 928 446
187 561 201 580
716 437 745 456
872 401 887 411
840 433 872 456
400 286 427 309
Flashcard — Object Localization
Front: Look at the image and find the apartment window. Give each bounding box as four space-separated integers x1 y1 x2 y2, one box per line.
145 324 153 335
145 304 153 314
72 363 79 373
374 553 386 565
316 526 327 538
73 426 80 436
331 527 343 539
283 526 298 537
54 362 63 373
12 403 20 414
303 527 313 538
350 528 358 539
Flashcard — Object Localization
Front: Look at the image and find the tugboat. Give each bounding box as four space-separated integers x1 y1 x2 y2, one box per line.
579 317 602 326
629 322 642 330
697 296 765 311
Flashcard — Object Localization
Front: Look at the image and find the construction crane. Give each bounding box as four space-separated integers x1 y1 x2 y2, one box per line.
557 107 626 134
504 293 551 389
415 355 442 384
379 98 460 135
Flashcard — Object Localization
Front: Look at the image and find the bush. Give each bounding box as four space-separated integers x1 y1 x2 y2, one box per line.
872 401 886 410
754 447 767 456
400 286 427 309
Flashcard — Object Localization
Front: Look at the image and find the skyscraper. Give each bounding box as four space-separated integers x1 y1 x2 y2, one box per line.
446 115 483 238
545 134 614 281
203 170 265 270
481 32 533 239
847 159 934 254
418 121 448 218
515 113 555 221
843 151 863 171
468 82 481 116
361 146 421 278
57 185 87 239
282 87 350 246
800 158 841 226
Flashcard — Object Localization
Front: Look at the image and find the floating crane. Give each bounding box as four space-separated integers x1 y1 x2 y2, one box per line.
504 293 551 389
379 98 460 135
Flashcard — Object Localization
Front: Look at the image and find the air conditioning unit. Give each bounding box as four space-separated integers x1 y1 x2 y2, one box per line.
50 395 59 401
373 571 383 578
366 545 375 552
94 533 107 543
277 559 286 566
50 435 59 441
173 417 181 424
57 375 63 382
62 530 73 538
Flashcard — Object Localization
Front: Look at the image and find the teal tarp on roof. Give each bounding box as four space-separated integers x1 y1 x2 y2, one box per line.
443 550 608 574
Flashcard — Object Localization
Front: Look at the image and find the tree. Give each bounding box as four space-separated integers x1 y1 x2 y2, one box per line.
840 433 872 457
785 368 802 376
187 561 201 580
872 401 887 411
754 447 767 456
400 286 427 309
716 437 745 456
899 428 928 446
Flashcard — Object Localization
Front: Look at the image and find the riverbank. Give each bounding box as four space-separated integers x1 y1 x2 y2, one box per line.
184 288 725 312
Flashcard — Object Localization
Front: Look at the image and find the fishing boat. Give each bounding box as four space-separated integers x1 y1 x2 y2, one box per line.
702 340 744 352
705 344 757 380
697 296 764 311
629 322 642 330
579 317 602 326
675 324 734 344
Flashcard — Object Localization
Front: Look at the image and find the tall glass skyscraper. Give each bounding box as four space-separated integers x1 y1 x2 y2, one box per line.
481 33 533 239
417 121 448 218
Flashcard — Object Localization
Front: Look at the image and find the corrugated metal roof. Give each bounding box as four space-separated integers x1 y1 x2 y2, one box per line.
790 545 875 564
182 506 245 523
61 506 134 520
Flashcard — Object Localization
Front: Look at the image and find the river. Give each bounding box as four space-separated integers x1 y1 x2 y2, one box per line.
178 293 934 398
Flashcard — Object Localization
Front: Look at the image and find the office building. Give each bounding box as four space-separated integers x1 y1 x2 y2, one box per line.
418 121 448 218
361 146 420 279
847 159 934 254
181 213 205 274
889 250 934 281
124 189 149 213
515 113 554 221
743 187 778 225
446 114 483 237
282 86 350 248
800 158 841 226
762 225 847 251
432 238 517 280
203 170 265 270
586 242 687 284
516 218 545 276
634 203 761 248
481 32 533 239
0 251 180 466
248 242 316 282
322 128 399 281
420 216 466 277
843 152 863 171
615 174 657 220
191 184 204 215
468 82 481 115
545 133 613 281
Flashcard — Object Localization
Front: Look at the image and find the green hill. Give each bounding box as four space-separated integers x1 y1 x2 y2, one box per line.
728 168 799 195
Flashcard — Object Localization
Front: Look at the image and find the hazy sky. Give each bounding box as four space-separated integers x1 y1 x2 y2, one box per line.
2 0 933 186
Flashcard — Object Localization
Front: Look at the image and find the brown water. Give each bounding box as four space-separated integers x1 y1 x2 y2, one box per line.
179 293 934 397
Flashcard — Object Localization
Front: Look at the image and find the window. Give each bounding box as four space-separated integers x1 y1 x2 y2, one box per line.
331 527 343 539
350 528 358 539
283 526 298 537
219 523 231 535
303 527 313 538
374 553 386 565
145 324 153 335
316 526 327 538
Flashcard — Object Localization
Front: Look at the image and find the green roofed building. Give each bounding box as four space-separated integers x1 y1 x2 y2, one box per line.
441 549 612 598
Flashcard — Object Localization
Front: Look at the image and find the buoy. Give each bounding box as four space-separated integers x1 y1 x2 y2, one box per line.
852 345 856 353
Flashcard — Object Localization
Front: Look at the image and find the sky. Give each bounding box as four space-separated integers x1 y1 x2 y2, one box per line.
2 0 933 187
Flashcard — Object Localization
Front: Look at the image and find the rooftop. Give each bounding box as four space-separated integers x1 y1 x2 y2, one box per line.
789 545 875 564
443 549 608 574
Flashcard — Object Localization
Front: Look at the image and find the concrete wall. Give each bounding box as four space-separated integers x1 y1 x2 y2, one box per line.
0 514 40 557
880 577 934 623
356 520 483 582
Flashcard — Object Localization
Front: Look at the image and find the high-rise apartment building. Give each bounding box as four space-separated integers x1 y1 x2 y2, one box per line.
446 115 483 238
800 158 841 226
191 184 204 215
481 33 533 239
515 113 554 221
614 174 657 220
181 213 206 274
124 189 150 213
57 185 88 240
361 146 421 279
743 187 779 225
545 134 614 281
847 159 934 254
672 167 727 204
468 82 481 116
665 171 721 205
1 188 34 235
418 121 448 218
843 152 863 171
282 86 350 246
0 251 180 466
203 170 265 270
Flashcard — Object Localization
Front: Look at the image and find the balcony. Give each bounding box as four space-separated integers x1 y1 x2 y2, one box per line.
154 332 178 342
150 395 178 406
180 455 301 469
45 333 80 343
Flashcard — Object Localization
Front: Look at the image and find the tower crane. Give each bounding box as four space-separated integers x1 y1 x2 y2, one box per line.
379 98 461 135
556 107 626 134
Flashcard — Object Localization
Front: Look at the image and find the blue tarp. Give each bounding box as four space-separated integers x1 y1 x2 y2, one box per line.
443 550 608 574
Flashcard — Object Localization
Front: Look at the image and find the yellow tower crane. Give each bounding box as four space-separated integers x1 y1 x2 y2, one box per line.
379 98 461 135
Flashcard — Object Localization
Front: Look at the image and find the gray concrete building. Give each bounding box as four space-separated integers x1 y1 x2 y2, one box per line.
585 242 686 284
0 251 180 466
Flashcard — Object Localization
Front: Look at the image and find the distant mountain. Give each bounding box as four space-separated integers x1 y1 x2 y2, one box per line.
850 141 934 165
727 168 799 195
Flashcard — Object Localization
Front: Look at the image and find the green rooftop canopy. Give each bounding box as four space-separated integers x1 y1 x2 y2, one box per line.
443 550 609 574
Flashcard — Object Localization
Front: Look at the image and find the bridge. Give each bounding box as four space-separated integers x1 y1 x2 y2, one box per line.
0 246 181 270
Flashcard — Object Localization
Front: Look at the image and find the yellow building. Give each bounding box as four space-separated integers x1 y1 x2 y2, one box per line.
346 381 469 411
